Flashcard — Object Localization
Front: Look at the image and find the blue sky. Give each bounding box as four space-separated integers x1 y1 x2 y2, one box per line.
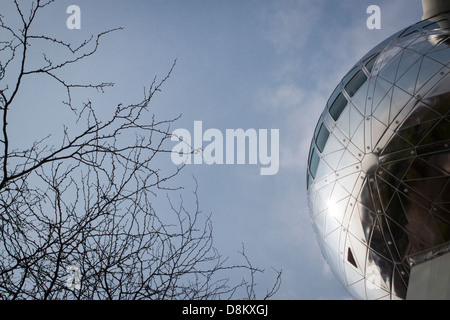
1 0 425 299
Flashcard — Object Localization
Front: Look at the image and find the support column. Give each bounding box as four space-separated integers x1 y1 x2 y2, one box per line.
422 0 450 19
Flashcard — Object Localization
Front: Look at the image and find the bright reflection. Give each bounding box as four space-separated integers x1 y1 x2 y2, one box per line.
327 199 339 219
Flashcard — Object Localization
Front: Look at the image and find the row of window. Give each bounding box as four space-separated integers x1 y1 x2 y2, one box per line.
400 18 447 38
307 52 379 188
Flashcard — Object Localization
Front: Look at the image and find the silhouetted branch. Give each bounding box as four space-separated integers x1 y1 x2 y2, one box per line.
0 0 282 300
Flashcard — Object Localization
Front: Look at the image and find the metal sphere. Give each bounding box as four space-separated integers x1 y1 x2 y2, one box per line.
306 14 450 300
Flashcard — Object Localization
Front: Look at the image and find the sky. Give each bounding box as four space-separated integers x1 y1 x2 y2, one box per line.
0 0 425 299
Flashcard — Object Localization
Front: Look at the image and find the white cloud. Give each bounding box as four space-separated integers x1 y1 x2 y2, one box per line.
255 81 325 173
261 0 325 54
281 91 325 170
257 83 305 111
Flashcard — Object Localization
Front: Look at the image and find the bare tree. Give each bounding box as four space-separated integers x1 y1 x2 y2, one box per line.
0 0 281 300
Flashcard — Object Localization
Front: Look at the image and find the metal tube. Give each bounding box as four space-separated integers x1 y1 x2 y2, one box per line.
422 0 450 19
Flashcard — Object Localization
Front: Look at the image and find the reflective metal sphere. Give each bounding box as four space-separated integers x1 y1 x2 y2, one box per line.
306 14 450 300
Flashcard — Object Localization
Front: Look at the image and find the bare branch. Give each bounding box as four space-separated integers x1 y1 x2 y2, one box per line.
0 0 282 301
